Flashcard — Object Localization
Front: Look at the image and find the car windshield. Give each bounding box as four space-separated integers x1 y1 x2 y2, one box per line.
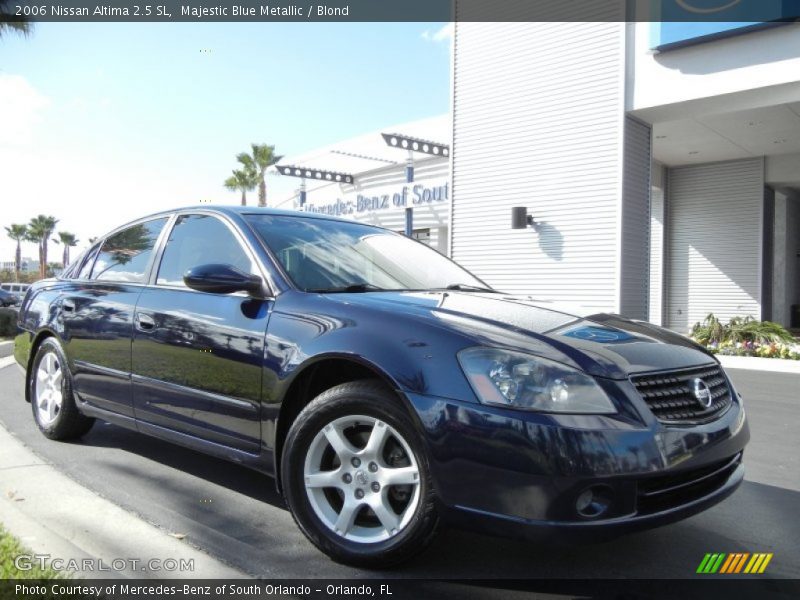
245 214 488 293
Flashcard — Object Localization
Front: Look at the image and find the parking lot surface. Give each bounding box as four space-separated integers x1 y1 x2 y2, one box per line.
0 365 797 580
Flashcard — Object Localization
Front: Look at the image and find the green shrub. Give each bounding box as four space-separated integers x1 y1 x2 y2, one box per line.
690 313 800 360
691 313 794 346
0 307 19 337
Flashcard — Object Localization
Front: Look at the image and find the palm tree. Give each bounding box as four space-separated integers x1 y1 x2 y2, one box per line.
4 224 27 281
0 1 32 37
238 144 283 207
26 215 58 279
55 231 79 267
46 262 61 277
224 168 257 206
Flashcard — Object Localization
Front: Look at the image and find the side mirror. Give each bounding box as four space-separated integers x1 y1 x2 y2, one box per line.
183 264 264 296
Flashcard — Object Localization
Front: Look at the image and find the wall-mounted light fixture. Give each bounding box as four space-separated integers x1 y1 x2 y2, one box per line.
511 207 537 229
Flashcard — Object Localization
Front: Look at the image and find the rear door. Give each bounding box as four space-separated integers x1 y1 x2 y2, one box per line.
130 213 271 453
61 217 169 418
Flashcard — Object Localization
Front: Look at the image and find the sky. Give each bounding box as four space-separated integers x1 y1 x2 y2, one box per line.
0 21 452 263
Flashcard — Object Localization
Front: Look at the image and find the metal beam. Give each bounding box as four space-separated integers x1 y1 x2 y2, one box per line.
381 133 450 158
276 165 354 184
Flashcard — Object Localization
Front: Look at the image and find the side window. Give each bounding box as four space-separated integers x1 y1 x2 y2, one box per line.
61 250 84 279
156 215 257 287
91 218 168 283
77 247 98 280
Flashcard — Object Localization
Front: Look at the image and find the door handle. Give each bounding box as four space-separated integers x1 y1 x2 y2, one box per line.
62 299 76 313
135 312 156 332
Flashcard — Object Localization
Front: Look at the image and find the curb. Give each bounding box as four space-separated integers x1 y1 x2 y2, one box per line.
0 341 14 361
0 423 250 580
717 354 800 374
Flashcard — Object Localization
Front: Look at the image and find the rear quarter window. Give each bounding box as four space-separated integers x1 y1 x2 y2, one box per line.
91 218 168 283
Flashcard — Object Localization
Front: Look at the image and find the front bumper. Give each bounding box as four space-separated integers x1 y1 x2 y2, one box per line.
444 457 744 543
405 378 749 541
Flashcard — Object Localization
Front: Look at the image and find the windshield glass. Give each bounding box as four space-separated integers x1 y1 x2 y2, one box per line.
245 214 487 292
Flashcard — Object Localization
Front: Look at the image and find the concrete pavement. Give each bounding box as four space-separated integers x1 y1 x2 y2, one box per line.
718 354 800 374
0 375 248 579
0 339 13 352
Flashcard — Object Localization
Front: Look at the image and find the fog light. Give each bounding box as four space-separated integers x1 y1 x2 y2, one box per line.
575 485 613 519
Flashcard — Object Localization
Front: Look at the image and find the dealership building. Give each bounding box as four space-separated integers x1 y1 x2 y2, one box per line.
274 17 800 333
273 115 452 255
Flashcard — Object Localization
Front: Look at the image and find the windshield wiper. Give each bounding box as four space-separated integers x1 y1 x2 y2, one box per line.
308 283 387 293
444 283 499 293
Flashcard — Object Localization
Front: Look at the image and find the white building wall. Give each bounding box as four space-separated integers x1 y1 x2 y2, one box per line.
649 162 666 325
666 158 764 331
632 23 800 116
451 19 629 313
620 117 651 321
766 153 800 188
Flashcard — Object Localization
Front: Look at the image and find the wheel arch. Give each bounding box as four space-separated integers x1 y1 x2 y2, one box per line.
23 328 60 404
272 353 422 490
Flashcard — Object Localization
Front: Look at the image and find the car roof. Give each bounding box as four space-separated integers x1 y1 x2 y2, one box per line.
94 205 389 248
133 205 354 225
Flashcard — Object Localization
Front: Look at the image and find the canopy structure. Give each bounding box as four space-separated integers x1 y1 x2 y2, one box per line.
271 115 450 207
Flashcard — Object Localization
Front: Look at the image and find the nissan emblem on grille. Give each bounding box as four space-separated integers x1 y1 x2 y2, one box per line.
631 365 732 424
692 378 713 409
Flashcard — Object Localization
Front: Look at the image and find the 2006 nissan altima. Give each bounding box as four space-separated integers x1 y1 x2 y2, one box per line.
15 206 749 567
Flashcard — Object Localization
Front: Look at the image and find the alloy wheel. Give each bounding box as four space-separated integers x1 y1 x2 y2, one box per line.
35 351 64 426
303 414 421 544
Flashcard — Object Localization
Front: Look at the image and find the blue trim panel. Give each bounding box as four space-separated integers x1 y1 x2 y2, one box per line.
655 21 793 53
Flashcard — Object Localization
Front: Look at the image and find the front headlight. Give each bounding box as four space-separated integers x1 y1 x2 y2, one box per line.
457 347 616 414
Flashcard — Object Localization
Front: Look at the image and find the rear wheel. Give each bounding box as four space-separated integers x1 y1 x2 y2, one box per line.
282 380 438 567
30 338 94 440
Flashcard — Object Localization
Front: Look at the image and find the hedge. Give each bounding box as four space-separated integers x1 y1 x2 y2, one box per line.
0 307 19 337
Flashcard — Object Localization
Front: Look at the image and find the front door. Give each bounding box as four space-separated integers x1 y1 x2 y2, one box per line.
131 213 270 453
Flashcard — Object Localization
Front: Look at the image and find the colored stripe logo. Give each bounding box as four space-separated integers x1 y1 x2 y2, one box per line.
697 553 773 574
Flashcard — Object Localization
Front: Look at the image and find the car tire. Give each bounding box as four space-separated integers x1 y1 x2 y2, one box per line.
30 337 94 440
281 380 439 568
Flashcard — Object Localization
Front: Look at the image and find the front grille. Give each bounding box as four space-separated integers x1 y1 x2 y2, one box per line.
630 363 733 424
637 453 742 515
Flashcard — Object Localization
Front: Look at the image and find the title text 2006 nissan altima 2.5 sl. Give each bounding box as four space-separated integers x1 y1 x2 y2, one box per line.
14 207 749 567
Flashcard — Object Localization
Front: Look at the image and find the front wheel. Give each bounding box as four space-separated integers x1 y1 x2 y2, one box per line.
281 380 439 568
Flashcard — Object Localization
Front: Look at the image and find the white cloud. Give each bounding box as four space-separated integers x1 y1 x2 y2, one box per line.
421 23 453 44
0 74 50 147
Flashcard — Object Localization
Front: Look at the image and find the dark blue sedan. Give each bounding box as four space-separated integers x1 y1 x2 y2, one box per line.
14 206 749 567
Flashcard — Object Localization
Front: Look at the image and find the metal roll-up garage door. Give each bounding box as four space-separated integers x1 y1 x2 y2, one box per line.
666 158 763 331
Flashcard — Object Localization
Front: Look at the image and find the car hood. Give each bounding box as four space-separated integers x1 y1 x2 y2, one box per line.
324 291 715 379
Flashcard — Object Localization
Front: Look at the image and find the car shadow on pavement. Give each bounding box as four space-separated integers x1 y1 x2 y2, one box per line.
77 420 286 508
56 420 800 580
